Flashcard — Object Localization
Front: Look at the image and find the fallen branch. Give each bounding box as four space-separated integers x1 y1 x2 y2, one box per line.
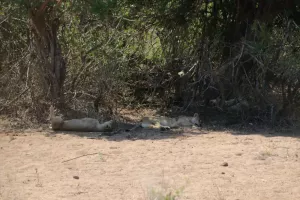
62 152 106 163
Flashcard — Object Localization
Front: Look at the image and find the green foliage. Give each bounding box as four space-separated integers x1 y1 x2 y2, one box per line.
86 0 118 20
2 0 300 124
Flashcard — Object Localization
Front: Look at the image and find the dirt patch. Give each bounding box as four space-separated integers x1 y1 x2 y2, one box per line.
0 129 300 200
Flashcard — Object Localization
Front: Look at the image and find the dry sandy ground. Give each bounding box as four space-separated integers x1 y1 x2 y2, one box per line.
0 128 300 200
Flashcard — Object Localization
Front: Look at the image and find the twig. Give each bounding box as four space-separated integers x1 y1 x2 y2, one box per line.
62 152 105 163
35 168 42 187
0 16 9 25
85 16 123 55
0 87 29 112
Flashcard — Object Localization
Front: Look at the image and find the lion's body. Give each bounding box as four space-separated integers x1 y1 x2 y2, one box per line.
141 113 200 130
49 106 114 132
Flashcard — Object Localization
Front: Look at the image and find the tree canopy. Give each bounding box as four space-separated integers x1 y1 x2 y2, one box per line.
1 0 300 126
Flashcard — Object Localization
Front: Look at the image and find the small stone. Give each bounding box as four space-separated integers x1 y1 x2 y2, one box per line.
73 176 79 180
221 172 225 174
221 162 228 167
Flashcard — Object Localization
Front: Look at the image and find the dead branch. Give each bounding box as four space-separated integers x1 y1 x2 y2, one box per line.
62 152 107 163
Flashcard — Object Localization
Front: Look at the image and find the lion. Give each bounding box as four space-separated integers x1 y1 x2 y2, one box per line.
140 113 201 130
49 105 115 132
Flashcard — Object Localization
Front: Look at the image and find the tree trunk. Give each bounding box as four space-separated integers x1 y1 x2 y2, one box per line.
29 2 66 107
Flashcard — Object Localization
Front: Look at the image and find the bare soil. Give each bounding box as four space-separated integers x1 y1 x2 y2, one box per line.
1 127 300 200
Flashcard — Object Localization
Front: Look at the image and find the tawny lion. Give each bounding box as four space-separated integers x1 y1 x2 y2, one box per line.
49 106 115 132
140 113 201 130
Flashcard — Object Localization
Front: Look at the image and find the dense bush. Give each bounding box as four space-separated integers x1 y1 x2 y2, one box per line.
1 0 300 126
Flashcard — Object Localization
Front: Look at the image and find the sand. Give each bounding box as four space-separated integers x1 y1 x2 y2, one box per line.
0 128 300 200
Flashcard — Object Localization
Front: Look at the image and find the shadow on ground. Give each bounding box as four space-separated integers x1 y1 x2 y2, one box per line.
47 124 208 142
44 120 300 142
1 112 299 140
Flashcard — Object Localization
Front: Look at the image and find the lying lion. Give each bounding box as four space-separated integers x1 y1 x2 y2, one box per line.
135 113 201 131
49 106 115 132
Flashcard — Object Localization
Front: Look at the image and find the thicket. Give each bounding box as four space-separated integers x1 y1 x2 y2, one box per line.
1 0 300 127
